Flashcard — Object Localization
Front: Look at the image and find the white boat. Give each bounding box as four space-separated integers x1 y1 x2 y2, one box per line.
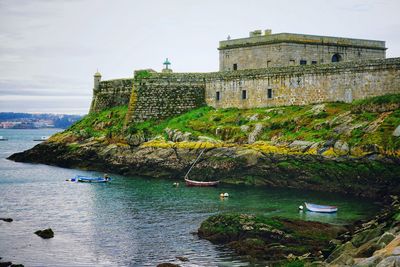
0 136 8 141
305 202 338 213
33 136 49 141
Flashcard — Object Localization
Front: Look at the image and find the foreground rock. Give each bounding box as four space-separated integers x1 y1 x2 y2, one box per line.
324 196 400 266
197 196 400 266
198 213 346 262
34 228 54 239
0 262 24 267
8 141 400 198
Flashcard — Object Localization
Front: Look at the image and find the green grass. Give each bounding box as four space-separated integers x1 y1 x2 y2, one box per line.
61 94 400 152
353 94 400 106
67 105 128 138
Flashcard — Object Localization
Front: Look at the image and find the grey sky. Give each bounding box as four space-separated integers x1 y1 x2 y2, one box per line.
0 0 399 114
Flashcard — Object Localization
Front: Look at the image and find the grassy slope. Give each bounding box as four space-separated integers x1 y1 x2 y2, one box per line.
51 94 400 156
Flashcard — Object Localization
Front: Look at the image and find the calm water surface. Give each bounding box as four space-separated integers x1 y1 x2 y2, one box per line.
0 129 379 266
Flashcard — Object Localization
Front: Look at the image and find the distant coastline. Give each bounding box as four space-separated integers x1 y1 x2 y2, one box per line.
0 112 83 129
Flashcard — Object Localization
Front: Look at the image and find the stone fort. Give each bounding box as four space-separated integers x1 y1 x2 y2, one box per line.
89 30 400 123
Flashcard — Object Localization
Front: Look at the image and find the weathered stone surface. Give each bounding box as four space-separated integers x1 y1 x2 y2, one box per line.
90 78 133 113
376 255 400 267
393 125 400 137
219 32 385 71
354 255 382 267
334 140 350 155
311 104 326 115
351 227 384 247
289 140 314 152
206 59 400 110
248 123 263 144
377 232 396 246
326 241 356 263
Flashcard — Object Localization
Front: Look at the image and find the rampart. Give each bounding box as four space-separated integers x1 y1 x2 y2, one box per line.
206 58 400 109
89 58 400 124
126 72 206 123
89 78 133 113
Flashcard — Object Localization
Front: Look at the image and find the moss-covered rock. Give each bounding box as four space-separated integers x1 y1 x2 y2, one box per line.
198 213 346 262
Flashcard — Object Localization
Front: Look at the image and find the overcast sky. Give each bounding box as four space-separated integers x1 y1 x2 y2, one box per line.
0 0 399 114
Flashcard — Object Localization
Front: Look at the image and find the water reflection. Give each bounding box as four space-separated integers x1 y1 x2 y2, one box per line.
298 210 338 222
0 129 379 267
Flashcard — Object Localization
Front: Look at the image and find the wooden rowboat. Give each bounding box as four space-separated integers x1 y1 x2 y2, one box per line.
184 178 219 187
305 202 338 213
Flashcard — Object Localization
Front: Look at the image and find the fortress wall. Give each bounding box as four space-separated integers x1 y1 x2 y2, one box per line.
206 58 400 109
89 58 399 123
220 43 385 71
89 78 133 113
128 73 206 123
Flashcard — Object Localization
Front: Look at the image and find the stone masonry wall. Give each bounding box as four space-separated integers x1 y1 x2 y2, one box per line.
219 32 386 71
89 78 133 113
89 58 399 123
128 73 206 122
220 43 385 71
206 58 400 109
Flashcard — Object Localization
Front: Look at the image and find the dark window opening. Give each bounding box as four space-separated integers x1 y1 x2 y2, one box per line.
312 60 317 64
332 53 342 63
267 89 273 99
233 63 238 70
242 90 247 100
267 60 271 67
216 91 220 101
300 60 307 65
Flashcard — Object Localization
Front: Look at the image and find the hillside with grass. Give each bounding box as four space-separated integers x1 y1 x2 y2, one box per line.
9 94 400 197
53 94 400 157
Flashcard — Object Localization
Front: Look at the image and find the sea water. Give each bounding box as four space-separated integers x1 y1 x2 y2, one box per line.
0 129 379 266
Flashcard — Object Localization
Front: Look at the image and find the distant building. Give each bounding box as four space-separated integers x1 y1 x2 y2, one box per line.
219 29 386 71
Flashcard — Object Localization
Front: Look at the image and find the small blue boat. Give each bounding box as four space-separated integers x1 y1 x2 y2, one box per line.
68 175 111 183
305 202 338 213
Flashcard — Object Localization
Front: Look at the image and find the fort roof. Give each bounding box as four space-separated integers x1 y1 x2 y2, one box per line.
219 31 386 51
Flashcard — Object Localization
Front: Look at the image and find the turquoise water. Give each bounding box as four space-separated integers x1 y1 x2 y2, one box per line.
0 129 379 266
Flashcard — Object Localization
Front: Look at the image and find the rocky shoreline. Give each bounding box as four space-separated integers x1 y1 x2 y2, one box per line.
8 140 400 198
197 196 400 266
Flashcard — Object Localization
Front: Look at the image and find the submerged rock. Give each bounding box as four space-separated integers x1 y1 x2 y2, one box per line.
156 263 180 267
34 228 54 239
175 256 189 262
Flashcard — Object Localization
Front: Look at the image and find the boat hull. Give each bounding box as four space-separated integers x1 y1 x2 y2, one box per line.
305 202 338 213
184 178 219 187
70 175 111 183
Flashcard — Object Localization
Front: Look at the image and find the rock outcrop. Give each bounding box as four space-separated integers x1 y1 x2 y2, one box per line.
324 196 400 266
8 140 400 198
198 213 346 262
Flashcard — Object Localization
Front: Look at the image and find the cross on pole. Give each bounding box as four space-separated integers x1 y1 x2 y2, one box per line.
163 58 171 69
